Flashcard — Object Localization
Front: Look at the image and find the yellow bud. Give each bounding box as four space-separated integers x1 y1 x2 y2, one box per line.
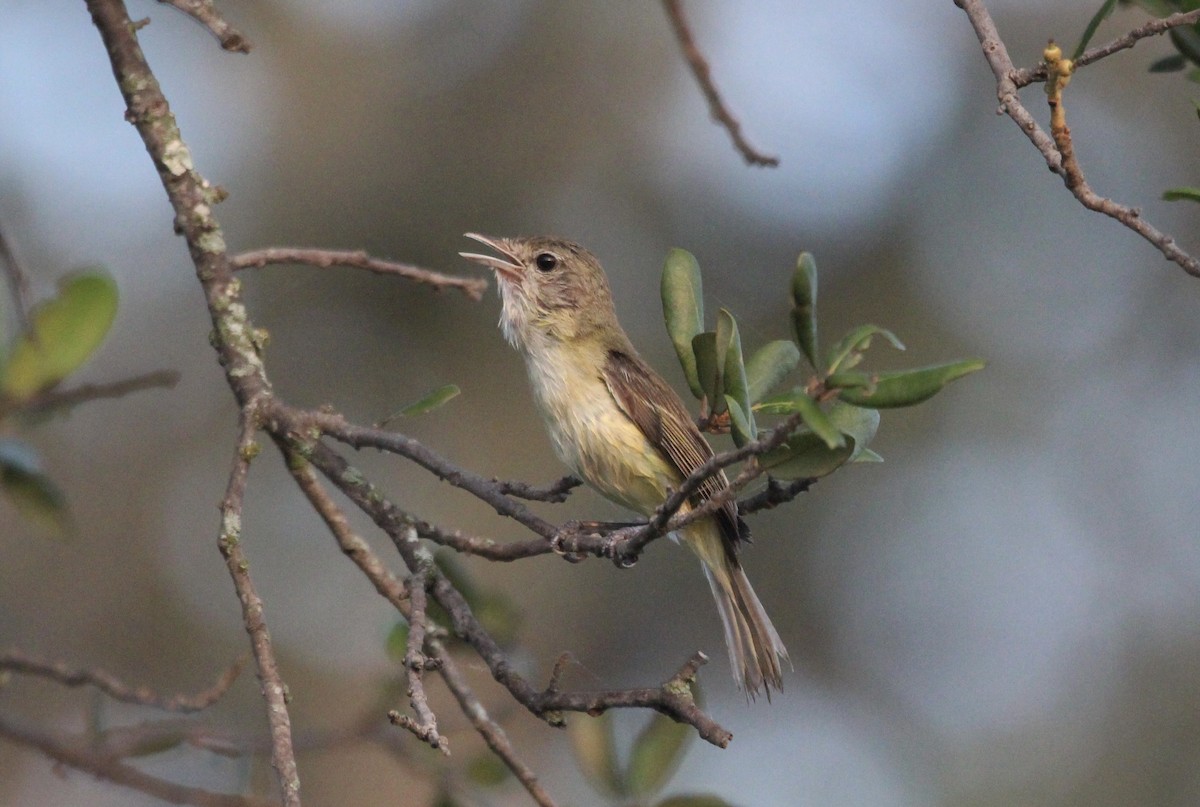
1044 41 1062 64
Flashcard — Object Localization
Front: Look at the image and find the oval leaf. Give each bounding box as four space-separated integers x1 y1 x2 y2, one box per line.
691 332 721 412
662 249 706 398
3 270 119 401
760 432 855 480
825 324 904 375
0 440 69 537
791 252 819 368
745 340 800 404
720 311 752 431
826 401 880 461
793 394 844 450
724 394 755 448
568 713 625 798
627 712 693 800
837 359 984 409
466 753 511 787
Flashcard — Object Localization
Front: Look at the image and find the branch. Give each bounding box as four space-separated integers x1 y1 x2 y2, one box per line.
661 0 780 167
953 0 1200 278
156 0 251 53
494 474 583 503
295 434 733 747
0 717 277 807
231 248 487 300
1012 8 1200 86
9 369 180 416
0 649 243 712
217 410 301 807
738 475 814 515
387 563 451 755
281 450 558 805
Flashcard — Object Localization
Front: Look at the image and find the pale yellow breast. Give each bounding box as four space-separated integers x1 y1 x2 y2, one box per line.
522 337 679 517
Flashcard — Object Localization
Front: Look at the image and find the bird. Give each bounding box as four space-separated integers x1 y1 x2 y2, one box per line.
460 233 788 696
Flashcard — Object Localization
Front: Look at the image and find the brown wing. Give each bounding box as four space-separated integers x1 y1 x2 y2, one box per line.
602 350 747 561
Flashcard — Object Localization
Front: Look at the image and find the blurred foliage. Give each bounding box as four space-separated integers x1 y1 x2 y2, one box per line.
568 680 729 807
0 268 118 536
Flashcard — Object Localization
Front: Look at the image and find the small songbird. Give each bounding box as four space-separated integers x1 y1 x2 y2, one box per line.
460 233 788 696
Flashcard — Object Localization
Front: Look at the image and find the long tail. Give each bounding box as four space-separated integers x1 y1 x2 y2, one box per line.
684 522 789 697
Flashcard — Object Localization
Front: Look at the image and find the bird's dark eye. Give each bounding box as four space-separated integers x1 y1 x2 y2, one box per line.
535 252 558 272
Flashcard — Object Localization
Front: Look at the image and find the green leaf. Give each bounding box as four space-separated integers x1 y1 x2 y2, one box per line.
792 394 844 450
656 795 738 807
708 310 739 417
2 270 119 401
1163 187 1200 202
754 388 808 414
466 753 511 787
825 324 904 375
744 340 800 404
627 712 693 800
662 249 706 398
791 252 819 368
855 448 884 463
1072 0 1120 61
1150 53 1188 72
692 332 721 413
0 440 69 536
720 311 753 436
568 712 625 798
398 384 460 416
826 401 880 461
759 431 855 480
837 359 985 409
724 394 755 448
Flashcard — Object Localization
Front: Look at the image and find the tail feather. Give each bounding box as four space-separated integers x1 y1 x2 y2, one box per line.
700 554 789 697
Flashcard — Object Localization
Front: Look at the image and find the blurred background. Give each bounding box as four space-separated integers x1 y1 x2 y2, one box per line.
2 0 1199 805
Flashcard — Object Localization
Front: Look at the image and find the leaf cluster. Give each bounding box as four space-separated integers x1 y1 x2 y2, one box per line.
662 249 982 482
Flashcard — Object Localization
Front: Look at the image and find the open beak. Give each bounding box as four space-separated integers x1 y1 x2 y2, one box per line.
460 233 523 282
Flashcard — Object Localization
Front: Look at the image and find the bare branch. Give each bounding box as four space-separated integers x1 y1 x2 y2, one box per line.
494 474 583 503
388 562 450 755
738 476 814 514
217 410 301 807
953 0 1200 278
232 248 487 300
0 649 243 713
0 717 277 807
156 0 251 53
11 369 180 416
1012 8 1200 86
436 649 561 807
661 0 780 167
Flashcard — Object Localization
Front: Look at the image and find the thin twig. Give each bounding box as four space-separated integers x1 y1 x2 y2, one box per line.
0 649 243 713
217 409 301 807
1012 8 1200 86
738 476 814 514
436 648 560 807
156 0 251 53
661 0 780 167
388 560 450 754
0 717 277 807
10 369 180 416
231 248 487 300
953 0 1200 278
0 224 32 333
494 474 583 503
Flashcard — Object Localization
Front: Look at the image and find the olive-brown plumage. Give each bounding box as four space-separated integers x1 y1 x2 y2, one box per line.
460 234 788 695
